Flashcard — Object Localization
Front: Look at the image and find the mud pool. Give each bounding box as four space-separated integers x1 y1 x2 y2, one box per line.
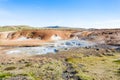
5 39 96 55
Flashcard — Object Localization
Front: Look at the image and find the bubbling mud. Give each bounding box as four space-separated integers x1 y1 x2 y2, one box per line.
5 39 95 55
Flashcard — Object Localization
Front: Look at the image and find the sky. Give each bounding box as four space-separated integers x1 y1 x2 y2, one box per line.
0 0 120 28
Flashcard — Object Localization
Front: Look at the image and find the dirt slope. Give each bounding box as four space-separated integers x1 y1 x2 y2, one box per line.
0 30 73 46
0 29 120 46
72 29 120 46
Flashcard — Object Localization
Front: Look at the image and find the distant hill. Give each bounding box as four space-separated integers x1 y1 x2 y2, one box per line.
0 25 34 32
45 26 69 29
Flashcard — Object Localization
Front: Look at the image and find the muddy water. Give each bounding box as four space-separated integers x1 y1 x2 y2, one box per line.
4 39 120 55
5 39 95 55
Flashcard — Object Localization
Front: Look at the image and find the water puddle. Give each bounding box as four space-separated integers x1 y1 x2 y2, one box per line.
5 39 95 55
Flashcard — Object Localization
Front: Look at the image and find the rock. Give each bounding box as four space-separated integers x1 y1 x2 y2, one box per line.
63 60 81 80
96 48 99 51
103 53 114 56
6 61 14 65
116 48 120 52
78 64 85 68
54 49 59 52
4 66 16 71
73 76 82 80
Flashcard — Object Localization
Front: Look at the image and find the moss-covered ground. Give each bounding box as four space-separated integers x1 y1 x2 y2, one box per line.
0 48 120 80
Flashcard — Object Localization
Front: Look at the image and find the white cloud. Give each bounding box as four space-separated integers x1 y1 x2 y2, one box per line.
79 20 120 29
0 8 120 29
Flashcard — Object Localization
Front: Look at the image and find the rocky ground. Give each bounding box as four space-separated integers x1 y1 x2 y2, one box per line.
72 29 120 46
0 27 120 80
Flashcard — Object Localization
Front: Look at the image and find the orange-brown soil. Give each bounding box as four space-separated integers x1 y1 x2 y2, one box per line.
0 30 73 46
0 29 120 46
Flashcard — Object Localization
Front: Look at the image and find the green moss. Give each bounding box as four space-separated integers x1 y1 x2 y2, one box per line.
25 63 32 67
0 72 12 79
28 72 41 80
65 53 120 80
117 70 120 74
113 59 120 64
77 73 94 80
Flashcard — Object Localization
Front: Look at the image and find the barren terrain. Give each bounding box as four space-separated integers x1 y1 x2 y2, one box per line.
0 26 120 80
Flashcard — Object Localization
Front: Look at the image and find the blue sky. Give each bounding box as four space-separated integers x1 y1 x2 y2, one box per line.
0 0 120 28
